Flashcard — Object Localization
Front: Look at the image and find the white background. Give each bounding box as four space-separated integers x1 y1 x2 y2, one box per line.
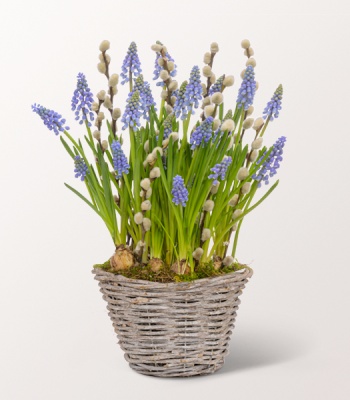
1 0 350 399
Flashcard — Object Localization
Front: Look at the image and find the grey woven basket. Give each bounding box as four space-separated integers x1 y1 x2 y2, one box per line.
92 266 253 377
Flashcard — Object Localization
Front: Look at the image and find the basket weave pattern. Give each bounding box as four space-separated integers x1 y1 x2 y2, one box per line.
93 267 253 377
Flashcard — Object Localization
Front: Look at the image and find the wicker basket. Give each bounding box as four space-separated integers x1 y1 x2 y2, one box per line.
92 266 253 377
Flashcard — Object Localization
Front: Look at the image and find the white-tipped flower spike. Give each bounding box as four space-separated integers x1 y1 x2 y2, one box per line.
169 132 179 141
97 90 106 101
108 74 119 86
97 62 106 74
223 256 234 266
253 117 264 131
228 194 239 207
211 92 223 105
201 83 207 96
150 167 161 179
167 61 175 71
143 218 151 231
134 212 144 225
221 119 235 132
141 200 152 211
201 228 211 242
162 138 170 147
252 137 263 149
246 58 256 68
152 146 163 157
103 96 112 109
210 73 216 84
141 178 151 191
160 70 169 81
112 108 121 120
247 105 254 116
202 97 211 107
160 90 168 100
203 200 215 212
211 183 219 194
101 140 108 151
151 43 163 52
210 42 219 53
237 167 249 181
157 57 165 67
99 40 110 52
91 102 99 112
168 80 178 91
213 119 221 131
250 150 258 162
93 130 101 140
242 118 254 130
241 182 251 194
204 104 215 118
223 75 235 87
233 209 243 219
202 65 212 77
203 52 211 64
146 188 152 199
192 247 204 260
144 140 149 153
240 69 246 79
97 111 105 121
146 153 156 164
241 39 251 49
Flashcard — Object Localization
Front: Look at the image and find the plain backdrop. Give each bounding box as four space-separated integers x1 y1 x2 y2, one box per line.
1 1 350 399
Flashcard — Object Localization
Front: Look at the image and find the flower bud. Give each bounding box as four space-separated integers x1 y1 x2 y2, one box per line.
204 104 215 117
146 153 155 164
229 194 239 207
157 57 165 67
221 119 235 132
162 138 169 147
152 146 163 157
244 47 254 56
165 104 173 115
171 96 177 105
211 92 223 105
252 137 263 149
144 140 149 152
103 96 112 109
111 86 118 95
246 58 256 68
99 40 110 52
231 223 238 231
143 160 148 169
101 140 108 151
240 69 246 79
210 42 219 53
241 39 250 49
210 73 216 84
93 130 101 140
141 200 152 211
202 97 211 107
92 102 99 112
233 209 243 219
99 53 111 63
160 70 169 81
203 52 211 64
160 90 168 100
141 178 151 191
134 212 144 225
241 182 251 194
250 150 258 162
143 218 151 231
202 65 212 77
242 118 254 130
146 188 152 199
167 61 175 71
213 119 221 131
237 167 249 181
96 90 106 101
97 62 106 74
223 75 234 87
97 112 105 121
150 167 161 179
253 117 264 131
169 132 179 141
151 43 163 52
192 247 204 260
201 228 211 242
168 80 178 91
112 108 121 120
255 81 259 91
108 74 119 86
247 105 254 116
223 256 234 266
211 183 219 194
203 200 214 212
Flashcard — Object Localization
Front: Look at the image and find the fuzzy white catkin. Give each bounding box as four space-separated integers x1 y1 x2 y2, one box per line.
169 132 179 141
97 62 106 74
152 147 163 157
241 39 251 49
111 86 118 95
97 90 106 101
160 90 168 100
211 92 223 105
203 200 215 212
168 80 178 91
228 194 239 207
91 102 99 111
223 75 234 87
143 218 151 231
203 52 211 64
221 119 235 132
140 178 151 191
150 167 160 179
250 150 258 162
97 112 105 121
146 154 155 164
223 256 234 266
192 248 204 260
244 47 254 56
233 209 243 219
151 43 163 52
240 69 246 79
157 57 164 67
141 200 152 211
246 58 256 67
201 228 211 241
202 65 212 77
253 117 264 131
210 73 216 84
247 106 254 116
201 83 207 96
143 160 148 169
99 53 111 63
231 223 238 231
165 104 173 115
171 96 177 105
242 118 254 130
213 119 221 131
252 137 263 149
204 104 215 117
255 82 259 91
101 140 108 150
144 140 149 153
202 97 211 107
108 74 119 86
93 130 101 140
99 40 110 52
146 188 152 199
162 138 169 147
210 42 219 53
103 96 112 109
167 61 175 71
160 70 169 81
237 167 249 181
112 108 121 120
211 183 219 194
241 182 251 194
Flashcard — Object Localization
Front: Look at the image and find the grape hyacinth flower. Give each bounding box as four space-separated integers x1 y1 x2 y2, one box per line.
184 66 203 116
209 75 224 95
71 73 95 126
121 90 142 131
173 81 188 120
171 175 189 207
74 155 88 181
120 42 142 85
190 116 214 149
32 104 69 135
263 84 283 121
252 136 286 187
163 113 174 139
208 156 232 185
133 75 156 120
236 65 256 110
111 140 130 179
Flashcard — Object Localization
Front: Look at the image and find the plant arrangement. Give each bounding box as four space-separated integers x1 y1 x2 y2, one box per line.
32 39 285 281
